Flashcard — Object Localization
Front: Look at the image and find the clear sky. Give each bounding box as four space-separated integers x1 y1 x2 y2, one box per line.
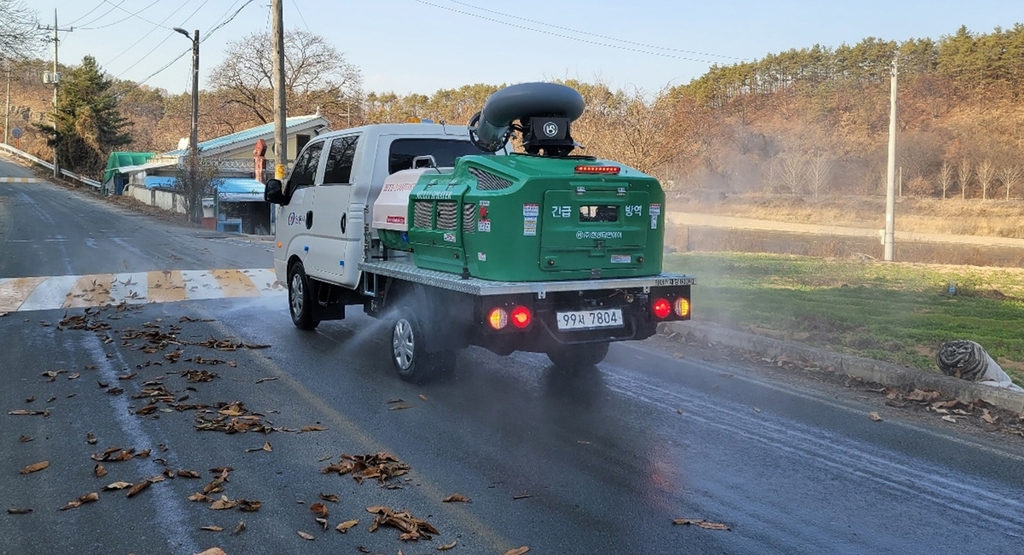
34 0 1024 97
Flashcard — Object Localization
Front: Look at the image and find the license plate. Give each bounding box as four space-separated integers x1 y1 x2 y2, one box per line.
556 308 624 331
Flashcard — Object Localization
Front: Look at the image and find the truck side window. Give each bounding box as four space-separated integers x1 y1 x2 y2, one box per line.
323 136 358 184
285 142 324 196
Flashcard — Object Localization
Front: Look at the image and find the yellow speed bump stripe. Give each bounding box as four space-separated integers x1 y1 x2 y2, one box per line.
0 269 284 314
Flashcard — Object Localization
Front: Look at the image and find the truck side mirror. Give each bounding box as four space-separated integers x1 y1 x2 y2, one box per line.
265 179 287 205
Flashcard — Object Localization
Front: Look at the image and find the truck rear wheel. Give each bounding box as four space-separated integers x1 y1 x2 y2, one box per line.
546 342 610 369
390 307 455 383
288 261 320 330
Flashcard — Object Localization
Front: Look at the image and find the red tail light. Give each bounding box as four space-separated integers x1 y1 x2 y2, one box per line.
511 306 532 329
652 298 671 319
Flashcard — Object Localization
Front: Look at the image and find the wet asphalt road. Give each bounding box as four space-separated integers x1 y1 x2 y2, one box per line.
2 165 1024 555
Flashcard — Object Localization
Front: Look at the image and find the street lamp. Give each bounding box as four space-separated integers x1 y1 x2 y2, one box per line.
173 27 200 221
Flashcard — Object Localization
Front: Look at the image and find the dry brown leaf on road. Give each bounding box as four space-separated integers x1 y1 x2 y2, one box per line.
188 493 213 502
94 464 107 478
504 547 530 555
300 425 326 432
318 492 339 503
316 517 328 530
297 531 315 541
388 403 414 411
437 540 457 550
86 432 97 444
231 521 245 535
672 518 731 531
194 549 227 555
127 480 151 498
336 519 358 533
210 497 237 510
60 492 99 510
418 394 428 402
8 409 48 416
103 481 133 490
310 502 329 518
442 494 469 503
7 508 32 514
18 435 33 442
19 461 49 474
237 499 262 512
869 412 882 422
200 526 223 532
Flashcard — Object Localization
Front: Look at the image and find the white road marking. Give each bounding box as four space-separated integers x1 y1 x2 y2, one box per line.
0 269 284 313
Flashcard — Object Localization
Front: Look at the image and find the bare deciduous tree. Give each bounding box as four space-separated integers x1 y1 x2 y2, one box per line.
778 152 805 194
938 160 952 199
0 0 43 60
806 155 833 199
209 28 361 126
174 152 223 224
957 159 972 200
999 164 1022 200
977 158 995 200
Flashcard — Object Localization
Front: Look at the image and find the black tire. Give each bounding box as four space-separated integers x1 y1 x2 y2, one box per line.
546 342 610 369
288 261 319 330
390 306 456 383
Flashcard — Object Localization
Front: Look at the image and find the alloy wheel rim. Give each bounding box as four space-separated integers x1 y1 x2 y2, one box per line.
393 318 415 371
290 273 303 317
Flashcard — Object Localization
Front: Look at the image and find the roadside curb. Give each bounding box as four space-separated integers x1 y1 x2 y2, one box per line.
662 321 1024 414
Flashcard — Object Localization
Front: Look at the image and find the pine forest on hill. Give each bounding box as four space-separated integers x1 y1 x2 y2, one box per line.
7 23 1024 209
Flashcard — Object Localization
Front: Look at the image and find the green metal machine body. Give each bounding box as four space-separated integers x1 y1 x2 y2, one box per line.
379 154 665 282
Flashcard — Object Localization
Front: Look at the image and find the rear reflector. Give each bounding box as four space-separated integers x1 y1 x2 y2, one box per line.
488 308 508 330
575 165 620 175
674 298 690 318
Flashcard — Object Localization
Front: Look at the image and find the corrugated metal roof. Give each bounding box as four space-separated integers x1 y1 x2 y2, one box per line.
162 115 329 157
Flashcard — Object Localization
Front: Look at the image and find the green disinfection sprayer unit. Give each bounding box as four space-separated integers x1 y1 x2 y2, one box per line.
372 82 666 282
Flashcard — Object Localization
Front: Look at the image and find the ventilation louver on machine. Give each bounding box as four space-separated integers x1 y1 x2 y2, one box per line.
413 200 433 229
463 203 476 233
436 201 458 230
469 167 512 191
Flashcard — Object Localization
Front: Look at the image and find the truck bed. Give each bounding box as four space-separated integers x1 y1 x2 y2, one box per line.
358 259 694 297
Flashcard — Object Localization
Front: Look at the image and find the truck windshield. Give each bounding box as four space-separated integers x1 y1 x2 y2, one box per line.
388 139 491 174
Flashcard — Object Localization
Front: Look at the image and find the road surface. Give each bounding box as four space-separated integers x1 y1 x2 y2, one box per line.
2 161 1023 554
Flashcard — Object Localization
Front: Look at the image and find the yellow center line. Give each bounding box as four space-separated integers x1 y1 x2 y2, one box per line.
211 269 259 297
146 270 188 303
0 277 47 312
63 274 116 308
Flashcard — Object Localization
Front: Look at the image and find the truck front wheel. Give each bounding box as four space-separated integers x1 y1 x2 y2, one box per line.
390 307 455 383
288 261 320 330
546 342 610 369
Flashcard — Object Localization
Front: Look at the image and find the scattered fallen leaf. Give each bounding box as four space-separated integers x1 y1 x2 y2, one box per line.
60 492 99 510
68 373 80 380
869 412 882 422
18 435 33 443
672 518 731 531
364 505 439 541
178 469 201 478
297 531 315 541
200 526 223 532
310 503 329 518
19 461 49 474
195 549 227 555
318 493 339 503
504 547 530 555
188 493 213 502
442 494 469 503
104 482 133 490
94 464 107 478
244 442 273 453
386 398 405 404
210 498 237 510
512 494 532 500
942 415 959 423
981 410 997 425
237 499 262 512
127 480 151 497
231 521 245 535
316 517 328 530
438 540 457 550
7 508 32 514
300 425 326 432
86 432 97 445
418 394 428 402
255 377 278 384
388 403 413 411
8 410 48 416
336 519 358 533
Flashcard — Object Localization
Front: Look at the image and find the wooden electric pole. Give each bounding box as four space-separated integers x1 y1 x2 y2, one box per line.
272 0 287 180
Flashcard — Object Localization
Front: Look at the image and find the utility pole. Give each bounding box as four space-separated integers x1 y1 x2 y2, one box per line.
173 27 200 222
272 0 287 180
4 62 10 146
884 54 898 262
40 10 72 178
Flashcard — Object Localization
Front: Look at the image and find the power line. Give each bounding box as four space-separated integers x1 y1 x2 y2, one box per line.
64 2 106 26
114 0 211 80
98 0 166 29
290 0 311 32
75 0 127 29
78 1 162 31
104 1 197 65
444 0 742 60
411 0 720 64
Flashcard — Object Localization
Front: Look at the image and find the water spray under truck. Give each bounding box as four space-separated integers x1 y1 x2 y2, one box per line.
264 83 694 382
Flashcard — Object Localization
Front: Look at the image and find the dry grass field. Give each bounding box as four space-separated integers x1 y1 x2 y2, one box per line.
672 194 1024 239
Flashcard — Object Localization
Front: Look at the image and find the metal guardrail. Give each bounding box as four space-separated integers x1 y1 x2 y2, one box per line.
0 142 102 189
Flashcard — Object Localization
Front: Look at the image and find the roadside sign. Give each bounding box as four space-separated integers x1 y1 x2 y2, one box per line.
11 127 22 139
